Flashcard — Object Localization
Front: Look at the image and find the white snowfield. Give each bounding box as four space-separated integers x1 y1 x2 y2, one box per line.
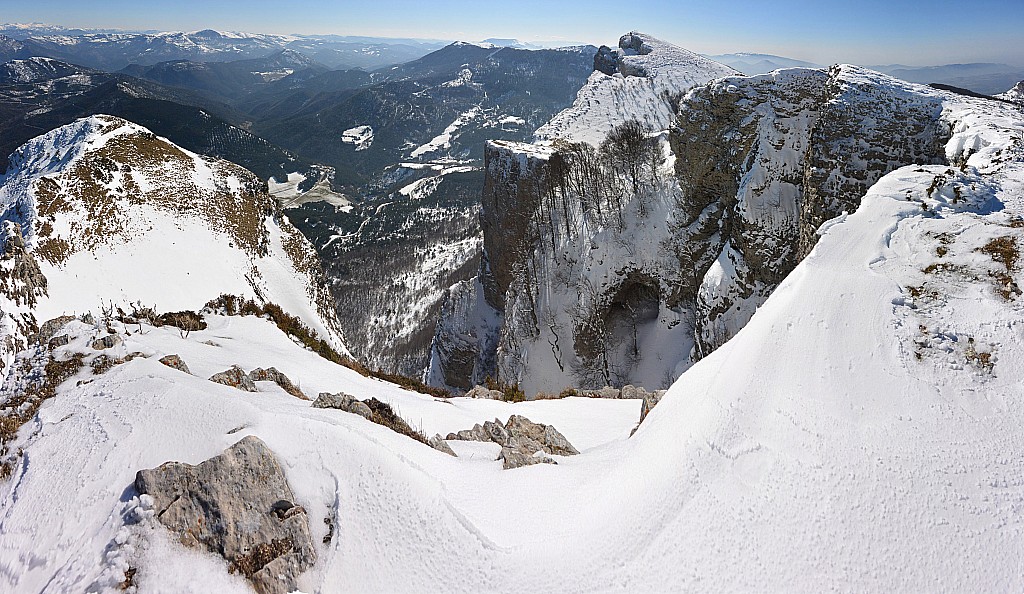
535 32 737 145
340 125 373 151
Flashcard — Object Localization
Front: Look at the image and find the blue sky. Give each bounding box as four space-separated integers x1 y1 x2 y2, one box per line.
2 0 1023 66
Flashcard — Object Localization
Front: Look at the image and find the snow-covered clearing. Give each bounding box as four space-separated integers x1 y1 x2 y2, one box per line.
340 125 373 151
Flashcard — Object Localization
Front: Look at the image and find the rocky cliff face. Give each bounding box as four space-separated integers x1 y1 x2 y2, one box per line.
430 33 956 396
674 66 949 355
0 115 346 372
428 33 735 393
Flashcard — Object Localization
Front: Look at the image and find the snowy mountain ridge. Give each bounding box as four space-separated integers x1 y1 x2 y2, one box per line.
0 115 346 371
430 31 1016 397
535 32 738 146
998 80 1024 104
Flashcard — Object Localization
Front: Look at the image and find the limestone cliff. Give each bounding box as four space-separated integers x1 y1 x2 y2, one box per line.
430 40 954 396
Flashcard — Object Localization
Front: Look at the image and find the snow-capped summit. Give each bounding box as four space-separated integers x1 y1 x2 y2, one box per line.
0 56 92 84
0 115 346 370
535 32 737 145
998 80 1024 104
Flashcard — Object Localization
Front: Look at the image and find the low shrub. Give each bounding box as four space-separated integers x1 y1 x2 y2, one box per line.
205 295 452 399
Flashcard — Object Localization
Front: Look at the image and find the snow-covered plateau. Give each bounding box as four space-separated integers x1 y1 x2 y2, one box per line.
1 31 1023 594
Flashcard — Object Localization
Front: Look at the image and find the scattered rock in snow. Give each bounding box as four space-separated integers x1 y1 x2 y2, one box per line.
639 389 665 423
134 436 316 594
47 334 69 349
465 385 504 399
505 414 579 456
483 418 511 444
446 423 491 442
209 366 257 392
312 392 376 420
447 415 578 467
581 386 621 399
499 446 555 469
347 400 373 420
37 315 75 345
428 434 457 457
158 354 191 374
249 367 306 399
90 333 122 350
312 391 355 409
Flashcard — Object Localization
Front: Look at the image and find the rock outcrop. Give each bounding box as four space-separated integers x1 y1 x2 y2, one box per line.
158 354 191 374
997 80 1024 104
90 333 121 350
446 414 578 469
312 391 372 420
249 367 305 399
134 436 316 594
209 366 257 392
0 222 48 372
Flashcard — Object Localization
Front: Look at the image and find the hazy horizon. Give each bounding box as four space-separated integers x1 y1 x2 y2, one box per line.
3 0 1024 68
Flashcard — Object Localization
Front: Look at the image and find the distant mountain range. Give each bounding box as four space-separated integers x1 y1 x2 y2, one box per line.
705 52 822 74
869 62 1024 96
0 24 448 70
0 56 314 181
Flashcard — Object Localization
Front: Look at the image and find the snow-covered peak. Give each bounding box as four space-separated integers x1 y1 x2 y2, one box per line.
0 115 346 367
997 80 1024 104
0 56 89 84
613 32 732 80
535 32 737 145
450 40 498 49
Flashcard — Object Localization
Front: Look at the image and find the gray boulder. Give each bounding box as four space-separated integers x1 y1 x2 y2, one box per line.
311 392 373 420
446 423 491 442
465 385 504 400
37 316 75 345
504 415 579 456
499 446 556 470
347 400 373 421
90 333 121 351
312 392 355 409
134 436 316 594
639 390 666 423
158 354 191 374
209 366 257 392
446 414 578 468
483 418 510 444
428 434 457 457
250 367 305 399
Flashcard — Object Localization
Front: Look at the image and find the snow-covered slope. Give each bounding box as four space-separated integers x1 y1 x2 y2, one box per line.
0 85 1021 591
535 32 737 145
998 80 1024 104
0 115 345 370
0 56 91 84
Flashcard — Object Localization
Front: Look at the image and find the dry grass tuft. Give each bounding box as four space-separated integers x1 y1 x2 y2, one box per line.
206 295 452 399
